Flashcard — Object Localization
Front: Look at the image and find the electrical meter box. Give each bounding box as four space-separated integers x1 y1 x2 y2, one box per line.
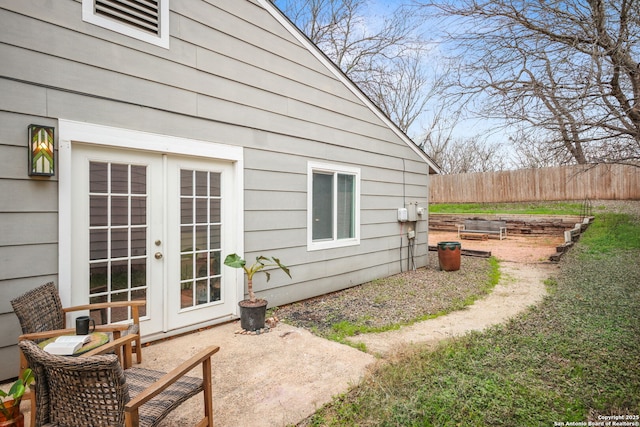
397 208 408 222
405 202 418 222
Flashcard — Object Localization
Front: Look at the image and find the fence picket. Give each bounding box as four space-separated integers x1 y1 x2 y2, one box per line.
430 164 640 203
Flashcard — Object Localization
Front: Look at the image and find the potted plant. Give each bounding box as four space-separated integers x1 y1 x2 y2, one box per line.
0 368 33 427
224 254 291 331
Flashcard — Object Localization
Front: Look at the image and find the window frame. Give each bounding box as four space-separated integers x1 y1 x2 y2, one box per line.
82 0 170 49
307 162 361 251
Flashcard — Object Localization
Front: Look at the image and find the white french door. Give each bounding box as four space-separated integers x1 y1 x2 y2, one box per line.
69 144 239 338
165 155 237 330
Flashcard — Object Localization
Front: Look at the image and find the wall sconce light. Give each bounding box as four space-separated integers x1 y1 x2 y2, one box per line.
28 125 55 176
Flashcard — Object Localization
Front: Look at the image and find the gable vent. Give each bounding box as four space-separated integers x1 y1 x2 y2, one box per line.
95 0 160 35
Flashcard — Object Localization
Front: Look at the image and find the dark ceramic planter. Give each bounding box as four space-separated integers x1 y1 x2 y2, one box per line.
238 299 268 331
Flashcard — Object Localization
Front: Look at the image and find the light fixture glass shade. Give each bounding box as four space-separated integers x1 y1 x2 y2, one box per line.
28 125 55 176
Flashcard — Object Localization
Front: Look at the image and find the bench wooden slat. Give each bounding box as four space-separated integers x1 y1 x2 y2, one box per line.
457 220 507 240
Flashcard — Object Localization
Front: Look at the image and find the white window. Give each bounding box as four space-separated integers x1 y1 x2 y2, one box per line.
82 0 170 48
307 162 360 251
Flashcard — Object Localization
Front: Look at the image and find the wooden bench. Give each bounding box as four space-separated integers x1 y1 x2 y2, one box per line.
457 219 507 240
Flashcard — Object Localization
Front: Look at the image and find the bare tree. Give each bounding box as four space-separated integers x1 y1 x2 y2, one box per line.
418 0 640 166
275 0 433 134
421 127 508 174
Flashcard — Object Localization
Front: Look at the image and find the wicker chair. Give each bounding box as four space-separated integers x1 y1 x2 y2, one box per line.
19 339 219 427
11 281 144 363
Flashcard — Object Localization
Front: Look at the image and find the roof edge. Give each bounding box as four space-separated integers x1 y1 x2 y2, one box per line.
257 0 441 174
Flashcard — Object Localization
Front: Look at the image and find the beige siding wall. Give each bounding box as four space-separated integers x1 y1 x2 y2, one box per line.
0 112 59 375
0 0 430 379
430 164 640 203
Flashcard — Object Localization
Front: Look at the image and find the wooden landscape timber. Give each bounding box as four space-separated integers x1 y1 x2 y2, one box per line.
428 246 492 258
429 214 595 262
429 214 584 236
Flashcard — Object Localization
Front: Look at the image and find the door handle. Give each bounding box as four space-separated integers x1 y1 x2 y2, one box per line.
155 252 163 260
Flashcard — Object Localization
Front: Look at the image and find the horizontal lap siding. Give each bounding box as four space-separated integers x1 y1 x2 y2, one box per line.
0 111 59 372
0 0 431 376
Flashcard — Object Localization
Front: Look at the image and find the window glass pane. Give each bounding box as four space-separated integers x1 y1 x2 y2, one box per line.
131 228 146 256
209 225 221 249
111 164 129 194
131 258 146 288
210 277 221 302
180 170 193 196
209 199 221 223
111 196 129 226
131 289 147 317
337 174 355 239
195 171 208 196
181 226 193 251
181 253 194 281
210 173 221 197
90 229 108 261
89 263 108 293
195 198 208 223
210 251 221 276
111 228 129 258
312 172 333 240
130 197 146 225
130 165 146 194
181 198 193 224
90 196 108 226
180 283 193 309
90 162 108 193
110 292 129 322
195 225 208 252
111 260 129 291
196 279 208 305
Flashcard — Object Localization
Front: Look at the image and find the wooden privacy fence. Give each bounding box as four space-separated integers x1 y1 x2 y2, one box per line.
430 164 640 203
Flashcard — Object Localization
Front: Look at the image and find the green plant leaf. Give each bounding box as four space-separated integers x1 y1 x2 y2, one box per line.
224 253 245 269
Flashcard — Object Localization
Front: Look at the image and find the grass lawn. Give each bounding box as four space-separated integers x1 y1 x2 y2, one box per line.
301 211 640 426
430 201 587 215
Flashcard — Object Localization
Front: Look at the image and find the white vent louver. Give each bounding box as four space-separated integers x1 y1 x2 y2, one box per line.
95 0 160 35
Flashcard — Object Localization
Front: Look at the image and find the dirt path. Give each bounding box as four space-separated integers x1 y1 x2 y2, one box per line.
347 261 559 356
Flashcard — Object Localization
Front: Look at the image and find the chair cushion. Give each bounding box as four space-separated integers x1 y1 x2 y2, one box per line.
125 367 203 427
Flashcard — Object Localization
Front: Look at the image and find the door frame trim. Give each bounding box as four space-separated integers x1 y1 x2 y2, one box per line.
58 120 244 311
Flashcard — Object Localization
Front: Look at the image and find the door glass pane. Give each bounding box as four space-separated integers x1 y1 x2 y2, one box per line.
90 196 108 226
88 161 148 324
111 196 129 226
90 162 108 193
111 164 128 194
131 197 146 225
90 229 108 261
89 262 107 293
111 228 128 258
179 169 222 308
131 165 146 194
111 260 128 291
312 172 333 240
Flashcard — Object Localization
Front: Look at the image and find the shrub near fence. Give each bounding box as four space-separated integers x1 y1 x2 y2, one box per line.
430 164 640 203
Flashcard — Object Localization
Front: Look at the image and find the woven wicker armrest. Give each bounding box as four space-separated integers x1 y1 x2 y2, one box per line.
83 333 139 369
124 345 220 427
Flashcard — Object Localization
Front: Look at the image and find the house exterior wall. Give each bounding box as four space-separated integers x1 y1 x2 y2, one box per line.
0 0 433 380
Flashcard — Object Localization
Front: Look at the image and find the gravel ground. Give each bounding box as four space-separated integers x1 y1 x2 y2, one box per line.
274 255 494 337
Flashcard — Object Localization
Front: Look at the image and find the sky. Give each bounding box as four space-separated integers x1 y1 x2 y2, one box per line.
273 0 515 165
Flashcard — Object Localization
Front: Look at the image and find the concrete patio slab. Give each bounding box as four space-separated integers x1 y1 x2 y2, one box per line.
147 321 376 427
